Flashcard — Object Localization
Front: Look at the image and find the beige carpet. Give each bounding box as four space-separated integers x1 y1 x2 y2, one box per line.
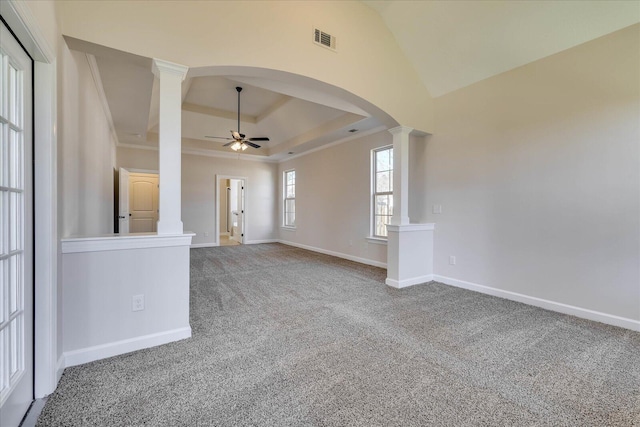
37 243 640 426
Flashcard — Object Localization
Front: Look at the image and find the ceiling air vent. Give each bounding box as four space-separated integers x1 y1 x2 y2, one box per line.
313 28 336 51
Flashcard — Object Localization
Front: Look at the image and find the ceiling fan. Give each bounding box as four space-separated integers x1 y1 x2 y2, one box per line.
205 86 270 151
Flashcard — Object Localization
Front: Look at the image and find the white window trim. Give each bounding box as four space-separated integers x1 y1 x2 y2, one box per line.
371 145 393 239
283 169 296 229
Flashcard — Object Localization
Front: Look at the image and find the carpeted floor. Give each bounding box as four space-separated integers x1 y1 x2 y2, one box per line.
37 243 640 426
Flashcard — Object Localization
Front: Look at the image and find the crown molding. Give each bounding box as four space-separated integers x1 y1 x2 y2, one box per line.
388 125 414 136
152 58 189 80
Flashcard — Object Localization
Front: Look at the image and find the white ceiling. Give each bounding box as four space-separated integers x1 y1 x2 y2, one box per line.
365 0 640 97
68 1 639 161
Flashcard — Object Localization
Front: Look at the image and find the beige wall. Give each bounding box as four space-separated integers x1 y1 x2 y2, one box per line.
58 0 433 132
58 47 117 237
421 24 640 320
117 147 278 245
278 131 389 265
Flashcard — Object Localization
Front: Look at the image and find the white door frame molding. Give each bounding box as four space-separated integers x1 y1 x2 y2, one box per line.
0 0 60 397
215 175 248 246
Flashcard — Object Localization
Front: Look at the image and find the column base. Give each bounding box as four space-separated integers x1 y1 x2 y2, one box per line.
386 223 435 289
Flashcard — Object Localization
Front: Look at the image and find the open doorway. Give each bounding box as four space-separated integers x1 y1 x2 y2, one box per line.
217 175 246 246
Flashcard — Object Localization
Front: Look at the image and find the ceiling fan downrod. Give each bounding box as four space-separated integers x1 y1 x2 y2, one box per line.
236 86 242 137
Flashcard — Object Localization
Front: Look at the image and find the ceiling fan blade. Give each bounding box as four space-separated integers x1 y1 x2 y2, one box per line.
205 136 233 140
249 137 270 142
246 142 261 149
222 141 235 147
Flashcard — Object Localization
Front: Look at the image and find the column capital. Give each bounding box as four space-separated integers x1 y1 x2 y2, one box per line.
388 125 414 137
152 58 189 80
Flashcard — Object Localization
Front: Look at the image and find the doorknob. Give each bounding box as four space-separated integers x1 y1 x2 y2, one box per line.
118 216 125 219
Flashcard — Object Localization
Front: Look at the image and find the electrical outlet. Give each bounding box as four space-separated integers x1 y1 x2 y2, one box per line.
132 294 145 312
449 256 456 265
433 204 442 214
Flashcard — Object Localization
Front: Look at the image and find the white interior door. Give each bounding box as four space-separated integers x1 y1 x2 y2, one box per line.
129 173 158 233
0 21 34 427
118 168 130 234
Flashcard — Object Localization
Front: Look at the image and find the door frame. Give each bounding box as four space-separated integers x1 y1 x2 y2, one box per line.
1 0 60 399
215 175 248 246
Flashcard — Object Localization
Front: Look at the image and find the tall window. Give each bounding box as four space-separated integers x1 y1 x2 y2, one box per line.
284 170 296 227
372 146 393 237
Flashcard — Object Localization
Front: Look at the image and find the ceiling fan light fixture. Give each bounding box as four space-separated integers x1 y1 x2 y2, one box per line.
206 86 269 151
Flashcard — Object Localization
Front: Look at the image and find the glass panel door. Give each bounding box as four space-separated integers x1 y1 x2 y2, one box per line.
0 20 34 427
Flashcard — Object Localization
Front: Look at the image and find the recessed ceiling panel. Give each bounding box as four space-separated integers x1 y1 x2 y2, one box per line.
184 76 287 116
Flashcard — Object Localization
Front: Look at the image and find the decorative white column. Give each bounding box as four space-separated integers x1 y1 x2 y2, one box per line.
386 126 435 288
152 59 188 235
388 126 412 226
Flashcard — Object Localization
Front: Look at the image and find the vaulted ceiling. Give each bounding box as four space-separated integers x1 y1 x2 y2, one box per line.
365 0 639 97
70 1 639 161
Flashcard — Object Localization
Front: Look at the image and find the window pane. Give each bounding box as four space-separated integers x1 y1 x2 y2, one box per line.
376 149 389 171
0 191 6 255
0 326 6 393
0 124 7 187
10 317 20 376
286 171 295 185
9 129 22 189
375 195 390 216
284 170 295 226
9 254 19 314
0 52 5 118
286 184 295 198
285 212 295 227
9 192 21 251
376 171 391 193
372 147 393 238
285 199 295 226
0 258 6 323
285 199 295 214
9 65 18 125
374 215 391 237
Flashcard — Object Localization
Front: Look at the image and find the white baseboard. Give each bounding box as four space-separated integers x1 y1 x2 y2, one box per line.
56 355 65 381
433 275 640 332
386 275 434 289
191 243 218 248
191 240 278 248
278 240 387 268
63 327 192 368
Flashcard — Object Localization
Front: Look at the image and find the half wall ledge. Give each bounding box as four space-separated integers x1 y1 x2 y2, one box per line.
61 232 195 253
